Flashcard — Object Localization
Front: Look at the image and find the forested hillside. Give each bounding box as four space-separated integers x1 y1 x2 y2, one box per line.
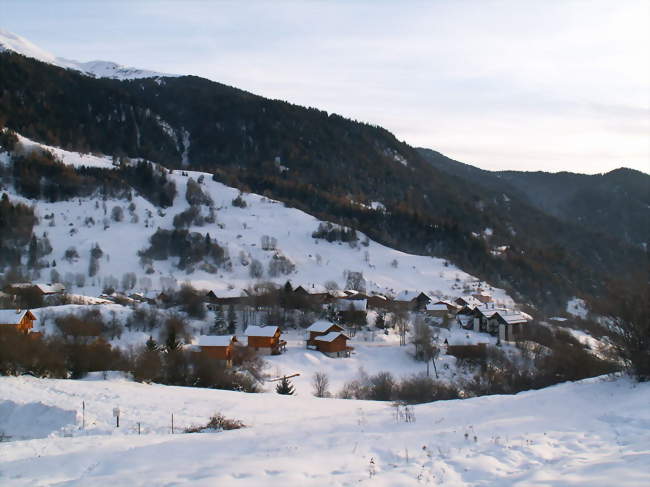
0 51 644 312
418 148 650 248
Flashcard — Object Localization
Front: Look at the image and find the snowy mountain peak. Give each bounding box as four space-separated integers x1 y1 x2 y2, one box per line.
0 29 58 64
0 29 176 80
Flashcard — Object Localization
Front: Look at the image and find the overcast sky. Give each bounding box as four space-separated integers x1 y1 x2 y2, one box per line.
3 0 649 174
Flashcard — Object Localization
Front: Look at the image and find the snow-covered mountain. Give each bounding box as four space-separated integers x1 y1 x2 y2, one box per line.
2 132 514 305
0 29 174 80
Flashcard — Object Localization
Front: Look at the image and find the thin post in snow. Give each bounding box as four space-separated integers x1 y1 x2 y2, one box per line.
82 401 85 430
138 422 141 435
171 413 174 434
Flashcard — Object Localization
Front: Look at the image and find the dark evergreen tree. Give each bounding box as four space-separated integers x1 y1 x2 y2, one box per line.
275 376 295 395
165 328 182 352
375 312 386 329
27 235 38 268
227 305 237 334
145 335 159 352
211 306 228 335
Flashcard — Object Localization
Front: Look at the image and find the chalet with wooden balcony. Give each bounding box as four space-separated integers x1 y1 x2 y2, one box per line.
244 325 286 355
306 320 344 348
197 335 238 367
0 309 37 334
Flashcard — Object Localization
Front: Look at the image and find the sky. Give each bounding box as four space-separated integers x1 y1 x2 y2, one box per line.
2 0 648 174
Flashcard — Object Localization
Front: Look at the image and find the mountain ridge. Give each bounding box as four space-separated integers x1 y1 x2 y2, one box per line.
418 147 650 249
0 44 645 313
0 29 173 80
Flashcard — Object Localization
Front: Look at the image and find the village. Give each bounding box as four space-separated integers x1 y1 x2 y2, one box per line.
0 279 533 386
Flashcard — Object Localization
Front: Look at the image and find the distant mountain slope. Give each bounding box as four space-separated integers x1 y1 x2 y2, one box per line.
498 168 650 247
0 47 644 312
418 148 650 248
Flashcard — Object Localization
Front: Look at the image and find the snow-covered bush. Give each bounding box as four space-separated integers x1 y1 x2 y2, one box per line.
185 177 213 206
312 222 357 243
111 205 124 222
249 259 263 278
232 193 247 208
344 270 366 293
268 254 295 277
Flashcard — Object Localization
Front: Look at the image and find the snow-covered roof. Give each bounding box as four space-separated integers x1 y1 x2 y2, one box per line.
456 295 484 308
0 309 34 325
197 335 235 347
314 331 349 343
426 303 449 312
495 311 530 325
9 282 65 294
307 320 338 333
369 293 388 300
475 305 507 318
245 325 280 337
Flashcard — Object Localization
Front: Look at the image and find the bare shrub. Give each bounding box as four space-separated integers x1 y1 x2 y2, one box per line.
185 413 245 433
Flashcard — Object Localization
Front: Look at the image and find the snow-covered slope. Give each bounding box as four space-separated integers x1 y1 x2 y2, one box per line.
0 29 174 80
0 374 647 485
3 134 514 305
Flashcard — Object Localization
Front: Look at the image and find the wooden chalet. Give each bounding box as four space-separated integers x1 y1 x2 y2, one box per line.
471 305 505 333
493 311 530 342
205 291 248 307
411 292 433 311
292 286 310 297
0 309 37 334
454 295 483 309
306 320 344 348
313 331 353 358
197 335 238 367
366 294 390 310
5 282 65 296
424 302 452 318
244 325 286 355
460 304 531 340
434 300 461 313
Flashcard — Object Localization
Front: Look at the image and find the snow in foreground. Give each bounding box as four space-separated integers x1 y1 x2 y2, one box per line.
0 375 648 486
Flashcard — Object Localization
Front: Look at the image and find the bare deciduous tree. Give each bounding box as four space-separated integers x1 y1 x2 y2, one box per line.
312 371 330 398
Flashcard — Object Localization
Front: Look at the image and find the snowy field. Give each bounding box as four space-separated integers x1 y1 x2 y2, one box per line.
0 375 648 486
265 327 508 393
